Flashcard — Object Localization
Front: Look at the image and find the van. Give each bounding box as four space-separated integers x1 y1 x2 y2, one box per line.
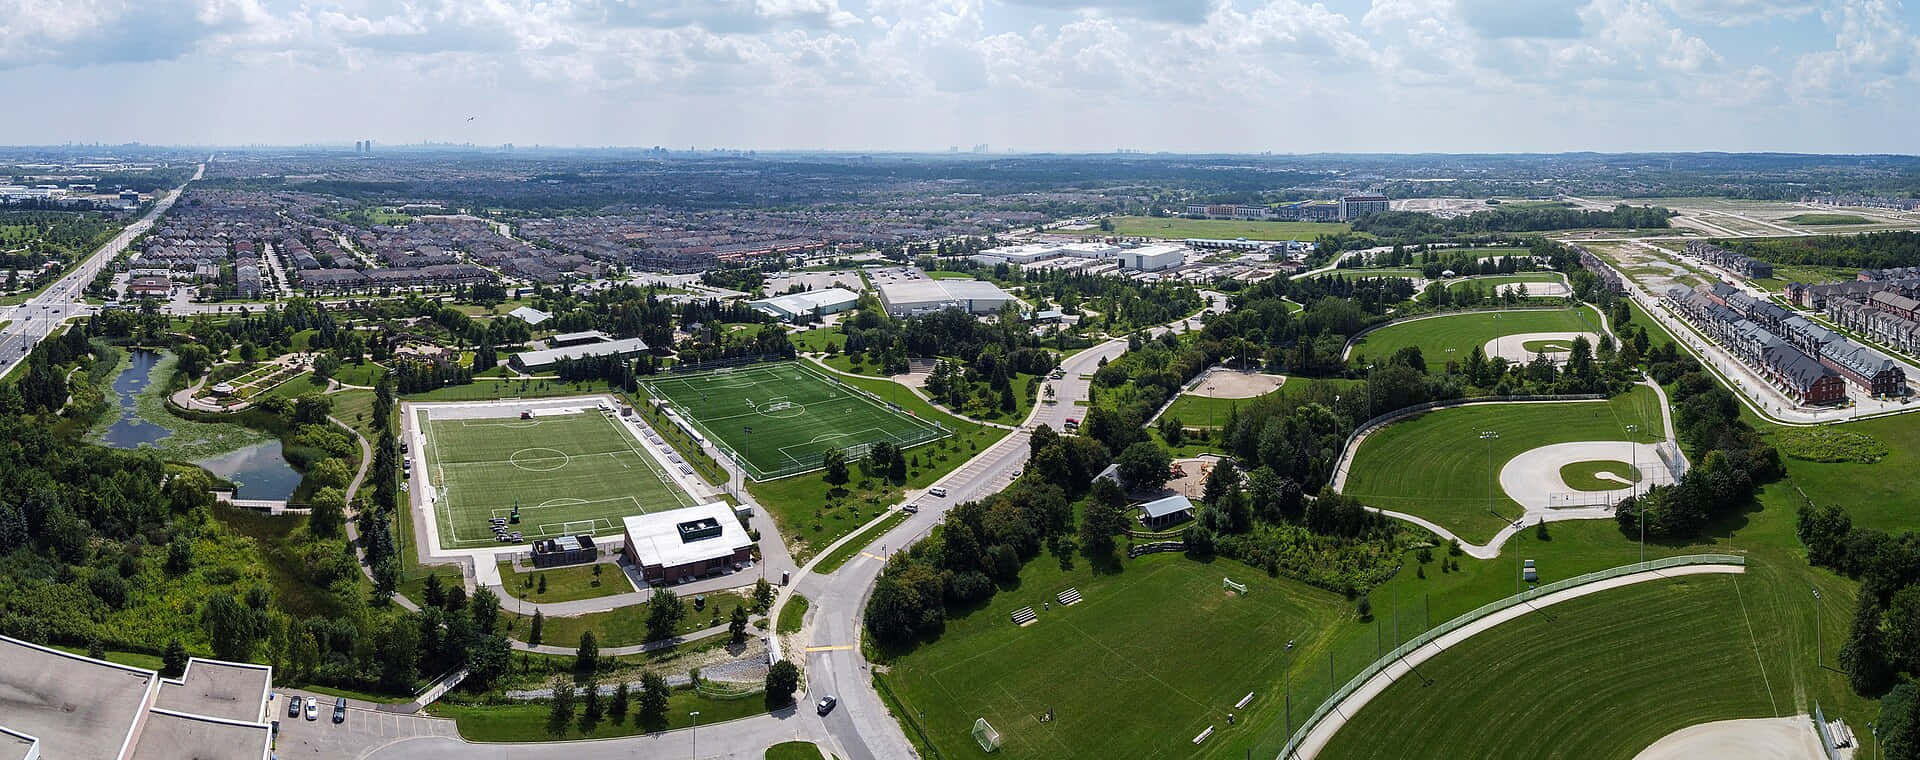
929 486 948 498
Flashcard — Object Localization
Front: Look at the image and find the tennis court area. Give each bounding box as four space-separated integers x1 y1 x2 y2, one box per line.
641 361 949 481
420 403 695 549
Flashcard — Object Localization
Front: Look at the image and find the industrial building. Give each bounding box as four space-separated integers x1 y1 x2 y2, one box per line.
871 268 1018 317
1117 244 1186 272
747 287 861 323
0 634 274 760
621 502 756 584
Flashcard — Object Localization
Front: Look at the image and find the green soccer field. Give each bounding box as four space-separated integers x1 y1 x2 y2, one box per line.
641 361 949 481
1318 575 1780 760
420 406 695 549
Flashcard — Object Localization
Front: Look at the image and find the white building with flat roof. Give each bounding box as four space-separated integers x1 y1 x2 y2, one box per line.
621 502 756 584
871 267 1019 317
747 287 860 322
1118 244 1187 272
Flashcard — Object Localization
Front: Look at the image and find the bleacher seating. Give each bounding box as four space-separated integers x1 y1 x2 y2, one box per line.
1010 606 1037 626
1056 588 1082 606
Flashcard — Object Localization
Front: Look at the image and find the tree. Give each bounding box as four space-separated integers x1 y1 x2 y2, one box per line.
307 486 345 540
1888 585 1920 674
610 681 631 725
823 449 849 486
730 605 750 644
375 617 420 693
530 609 544 646
465 635 512 692
471 586 501 635
765 659 801 708
1114 440 1172 492
646 587 686 642
537 574 548 595
546 677 577 737
1841 591 1894 696
165 538 192 574
161 639 188 678
580 681 603 734
423 573 445 608
638 672 671 728
575 631 598 674
1356 596 1373 621
753 578 775 612
201 592 261 661
1079 479 1130 559
1881 683 1920 760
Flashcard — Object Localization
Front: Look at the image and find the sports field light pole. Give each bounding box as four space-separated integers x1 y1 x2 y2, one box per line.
689 710 700 759
1812 586 1823 669
1479 430 1500 523
1282 639 1296 747
1625 423 1641 563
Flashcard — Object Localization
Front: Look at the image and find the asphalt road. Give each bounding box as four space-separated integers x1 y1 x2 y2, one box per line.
0 163 202 378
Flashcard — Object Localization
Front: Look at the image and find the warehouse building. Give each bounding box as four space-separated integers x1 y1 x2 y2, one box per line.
747 287 860 323
621 502 756 585
0 635 274 760
1117 244 1187 272
871 268 1018 317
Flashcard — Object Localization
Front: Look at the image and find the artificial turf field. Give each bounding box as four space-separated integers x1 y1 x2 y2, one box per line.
641 361 948 480
882 553 1348 760
1347 307 1607 372
1340 386 1665 543
421 406 694 549
1318 575 1781 760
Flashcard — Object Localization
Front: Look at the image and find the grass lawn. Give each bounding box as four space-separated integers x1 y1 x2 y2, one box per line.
814 511 910 574
1784 213 1875 225
330 361 385 387
1341 386 1665 543
497 561 631 603
766 741 829 760
1319 575 1778 760
1559 460 1640 491
1766 412 1920 533
1446 273 1564 290
1100 216 1354 241
430 686 766 742
791 327 847 354
881 552 1351 760
777 594 810 635
642 361 949 481
819 351 889 377
503 590 753 648
1318 267 1423 281
746 372 1008 561
418 406 694 549
1348 306 1608 373
404 377 613 402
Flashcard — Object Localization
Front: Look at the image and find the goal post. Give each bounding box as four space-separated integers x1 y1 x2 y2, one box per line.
1223 577 1248 595
973 718 1002 753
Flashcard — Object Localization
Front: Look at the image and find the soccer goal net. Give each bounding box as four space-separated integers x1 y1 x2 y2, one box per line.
973 718 1002 753
1223 577 1248 595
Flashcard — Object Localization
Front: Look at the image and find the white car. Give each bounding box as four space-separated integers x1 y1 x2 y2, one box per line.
305 701 318 721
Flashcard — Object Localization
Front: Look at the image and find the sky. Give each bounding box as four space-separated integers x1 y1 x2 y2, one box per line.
3 0 1919 154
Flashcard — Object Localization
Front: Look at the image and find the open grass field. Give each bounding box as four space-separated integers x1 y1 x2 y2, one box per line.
1445 273 1564 290
420 405 694 549
1341 386 1665 542
503 590 751 647
1785 213 1875 225
881 552 1350 760
1319 267 1422 281
1347 307 1607 372
429 685 765 742
765 741 829 760
1559 460 1639 491
642 361 949 481
1100 215 1354 241
497 560 630 603
1318 575 1779 760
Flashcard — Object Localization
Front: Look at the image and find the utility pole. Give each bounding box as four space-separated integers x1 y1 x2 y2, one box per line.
1625 423 1641 563
1480 430 1500 522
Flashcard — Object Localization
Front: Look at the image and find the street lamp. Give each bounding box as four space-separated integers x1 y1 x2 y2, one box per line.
1282 639 1296 745
1812 587 1823 669
690 711 701 759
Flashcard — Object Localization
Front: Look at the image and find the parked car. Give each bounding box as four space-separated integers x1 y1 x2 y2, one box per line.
287 695 301 718
305 701 318 721
929 486 947 498
333 698 347 724
817 695 838 715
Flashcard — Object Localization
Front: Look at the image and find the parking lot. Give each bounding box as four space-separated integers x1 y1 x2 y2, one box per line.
269 692 459 759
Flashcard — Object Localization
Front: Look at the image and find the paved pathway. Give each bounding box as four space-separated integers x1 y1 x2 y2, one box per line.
1289 563 1748 760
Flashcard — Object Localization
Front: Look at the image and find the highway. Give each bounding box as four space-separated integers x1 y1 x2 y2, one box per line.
0 163 202 378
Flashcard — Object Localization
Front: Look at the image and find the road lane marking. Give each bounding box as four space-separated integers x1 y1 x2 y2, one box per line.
805 645 852 652
860 552 884 561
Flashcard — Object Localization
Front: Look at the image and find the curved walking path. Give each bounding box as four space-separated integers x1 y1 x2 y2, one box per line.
1291 563 1748 760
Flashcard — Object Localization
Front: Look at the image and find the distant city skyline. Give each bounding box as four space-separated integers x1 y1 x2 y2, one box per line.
2 0 1918 153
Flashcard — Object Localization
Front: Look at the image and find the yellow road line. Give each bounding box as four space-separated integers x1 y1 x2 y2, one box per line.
860 552 884 560
804 645 852 652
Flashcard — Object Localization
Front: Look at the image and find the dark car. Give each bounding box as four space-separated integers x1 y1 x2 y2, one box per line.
287 695 301 718
333 698 347 724
817 695 838 715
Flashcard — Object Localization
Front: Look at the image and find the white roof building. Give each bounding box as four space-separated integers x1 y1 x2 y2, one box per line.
747 287 860 322
508 306 552 325
1118 244 1188 272
620 502 756 583
512 336 649 370
872 268 1019 317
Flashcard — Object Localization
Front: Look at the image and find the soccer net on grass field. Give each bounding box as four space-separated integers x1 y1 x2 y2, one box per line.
973 718 1002 753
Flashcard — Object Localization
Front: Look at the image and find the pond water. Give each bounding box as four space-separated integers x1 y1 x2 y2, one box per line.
194 440 302 501
98 348 171 447
98 348 302 501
